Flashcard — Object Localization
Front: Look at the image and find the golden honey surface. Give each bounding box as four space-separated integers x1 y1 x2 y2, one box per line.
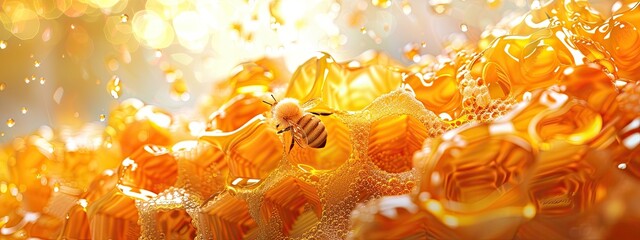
0 0 640 240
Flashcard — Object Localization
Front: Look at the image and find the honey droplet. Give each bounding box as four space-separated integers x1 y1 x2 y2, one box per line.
403 42 422 63
53 182 60 192
6 118 15 128
70 24 76 30
360 26 367 34
39 77 45 85
486 0 501 9
428 0 452 15
21 107 27 114
120 14 129 23
402 0 412 14
372 0 392 9
460 24 468 32
107 75 122 99
0 40 6 49
170 79 190 101
99 114 106 122
0 82 6 91
24 77 30 84
421 42 427 47
34 60 40 68
155 49 162 58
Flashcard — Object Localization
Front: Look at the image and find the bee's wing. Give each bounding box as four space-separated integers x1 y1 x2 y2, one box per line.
301 98 321 111
289 120 309 148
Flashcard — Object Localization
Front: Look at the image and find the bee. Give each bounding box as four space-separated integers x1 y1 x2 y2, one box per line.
263 95 332 152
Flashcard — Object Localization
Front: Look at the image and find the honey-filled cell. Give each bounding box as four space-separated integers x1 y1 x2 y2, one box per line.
200 192 258 240
417 123 536 204
368 115 428 173
208 94 270 132
403 62 463 117
287 114 351 172
286 53 402 112
117 144 178 200
260 177 322 237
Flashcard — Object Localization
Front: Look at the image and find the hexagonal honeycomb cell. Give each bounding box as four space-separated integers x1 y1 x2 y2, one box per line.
260 177 322 237
200 193 258 239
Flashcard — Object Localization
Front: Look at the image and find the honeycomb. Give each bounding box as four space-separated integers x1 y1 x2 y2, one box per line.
1 0 639 239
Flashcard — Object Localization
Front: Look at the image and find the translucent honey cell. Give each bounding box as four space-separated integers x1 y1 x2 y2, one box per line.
172 141 227 200
349 195 430 239
86 189 141 239
286 114 351 172
469 26 580 100
417 122 536 204
592 4 640 80
559 65 618 122
403 62 463 117
200 192 258 239
368 115 427 173
260 177 322 237
117 144 178 200
286 52 403 112
208 94 270 132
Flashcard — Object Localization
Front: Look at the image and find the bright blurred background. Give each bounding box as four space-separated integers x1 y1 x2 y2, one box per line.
0 0 617 143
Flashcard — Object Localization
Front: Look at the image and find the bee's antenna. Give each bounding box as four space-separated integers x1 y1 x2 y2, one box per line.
271 94 277 103
262 100 272 106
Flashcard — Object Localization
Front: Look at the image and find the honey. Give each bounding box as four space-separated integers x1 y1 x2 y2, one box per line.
1 0 639 239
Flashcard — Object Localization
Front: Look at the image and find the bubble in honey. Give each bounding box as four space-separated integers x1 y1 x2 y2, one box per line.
21 107 27 114
120 14 129 23
39 77 46 85
0 41 6 49
460 24 468 32
403 42 422 62
100 114 106 122
71 24 76 30
0 82 5 91
428 0 452 15
107 75 122 99
618 163 627 170
34 60 40 68
372 0 392 9
6 118 15 128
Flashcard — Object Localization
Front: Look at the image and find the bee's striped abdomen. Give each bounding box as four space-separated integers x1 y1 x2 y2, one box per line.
297 114 328 148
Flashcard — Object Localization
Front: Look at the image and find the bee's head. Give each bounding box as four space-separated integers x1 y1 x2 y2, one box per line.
265 97 303 128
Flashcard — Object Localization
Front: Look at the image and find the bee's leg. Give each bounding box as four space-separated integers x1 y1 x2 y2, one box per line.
310 111 333 116
277 126 291 134
288 138 295 153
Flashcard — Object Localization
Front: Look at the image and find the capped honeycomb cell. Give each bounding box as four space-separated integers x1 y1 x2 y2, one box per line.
260 177 322 237
368 115 427 173
200 193 258 240
117 105 173 157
